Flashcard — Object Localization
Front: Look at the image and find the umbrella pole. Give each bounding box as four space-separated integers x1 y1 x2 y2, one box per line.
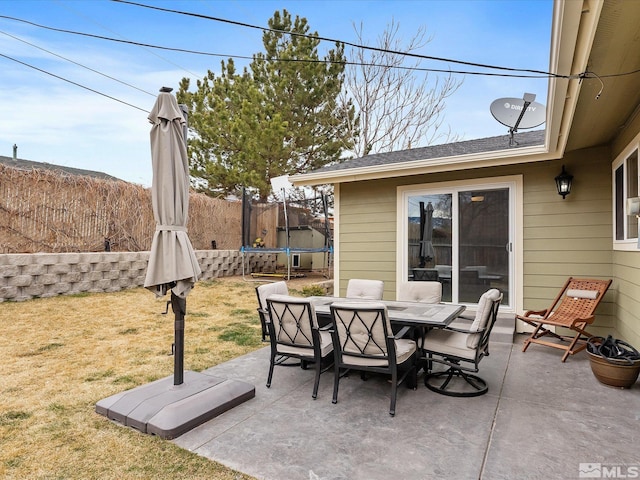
171 291 186 385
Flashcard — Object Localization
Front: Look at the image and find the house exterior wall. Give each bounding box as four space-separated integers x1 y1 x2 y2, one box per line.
610 111 640 348
336 148 620 340
613 251 640 348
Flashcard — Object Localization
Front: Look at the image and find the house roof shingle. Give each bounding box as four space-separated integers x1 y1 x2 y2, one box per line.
313 129 546 174
0 156 120 181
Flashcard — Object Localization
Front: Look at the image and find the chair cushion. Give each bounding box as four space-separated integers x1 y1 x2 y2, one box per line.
397 282 442 303
566 289 599 299
331 302 392 355
340 338 416 367
469 289 501 333
346 279 384 300
257 281 289 312
423 329 476 361
467 289 501 348
277 329 333 358
267 294 319 330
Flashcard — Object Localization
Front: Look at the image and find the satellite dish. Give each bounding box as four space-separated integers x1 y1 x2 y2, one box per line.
270 175 293 199
490 95 546 129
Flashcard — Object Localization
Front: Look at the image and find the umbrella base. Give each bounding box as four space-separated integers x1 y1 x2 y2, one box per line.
96 370 255 439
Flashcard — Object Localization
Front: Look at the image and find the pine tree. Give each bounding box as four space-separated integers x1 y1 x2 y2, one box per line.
178 10 356 201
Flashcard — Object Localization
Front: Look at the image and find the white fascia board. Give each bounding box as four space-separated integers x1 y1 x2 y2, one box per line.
546 0 604 154
291 144 550 186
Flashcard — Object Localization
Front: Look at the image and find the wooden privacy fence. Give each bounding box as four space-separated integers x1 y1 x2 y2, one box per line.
0 164 277 253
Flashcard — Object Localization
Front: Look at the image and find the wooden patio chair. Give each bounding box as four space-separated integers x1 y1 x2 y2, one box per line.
518 277 612 362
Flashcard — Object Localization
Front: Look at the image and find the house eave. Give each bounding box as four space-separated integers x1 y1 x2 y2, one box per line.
292 144 553 186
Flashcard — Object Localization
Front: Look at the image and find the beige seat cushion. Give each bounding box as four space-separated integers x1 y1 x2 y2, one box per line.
341 338 416 367
467 288 501 348
345 279 384 300
257 281 289 322
423 329 477 361
277 329 333 358
398 282 442 304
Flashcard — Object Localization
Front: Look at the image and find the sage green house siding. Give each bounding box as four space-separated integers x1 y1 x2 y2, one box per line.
337 180 398 296
613 251 640 346
297 1 640 356
611 108 640 348
336 149 622 341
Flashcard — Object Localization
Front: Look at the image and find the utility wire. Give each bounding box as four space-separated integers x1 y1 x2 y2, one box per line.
0 15 555 79
112 0 640 80
0 30 156 97
112 0 567 78
53 0 201 78
0 52 150 113
0 15 244 60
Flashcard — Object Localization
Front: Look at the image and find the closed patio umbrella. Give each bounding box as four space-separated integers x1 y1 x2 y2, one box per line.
144 87 201 385
96 88 253 439
419 201 436 268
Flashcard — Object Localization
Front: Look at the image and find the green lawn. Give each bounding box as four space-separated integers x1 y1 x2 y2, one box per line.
0 276 316 479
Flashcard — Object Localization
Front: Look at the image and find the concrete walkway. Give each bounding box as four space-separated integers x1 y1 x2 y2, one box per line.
174 335 640 480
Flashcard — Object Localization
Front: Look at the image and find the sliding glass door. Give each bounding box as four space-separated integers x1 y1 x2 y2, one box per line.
401 180 514 307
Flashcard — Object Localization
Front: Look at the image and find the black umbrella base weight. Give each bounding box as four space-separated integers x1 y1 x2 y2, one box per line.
96 371 255 439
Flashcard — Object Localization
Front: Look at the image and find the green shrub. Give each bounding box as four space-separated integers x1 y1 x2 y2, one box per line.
301 284 326 297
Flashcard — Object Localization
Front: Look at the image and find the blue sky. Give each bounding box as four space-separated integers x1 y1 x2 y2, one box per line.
0 0 553 186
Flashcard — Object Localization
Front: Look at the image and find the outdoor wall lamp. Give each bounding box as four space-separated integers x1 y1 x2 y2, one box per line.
555 165 573 199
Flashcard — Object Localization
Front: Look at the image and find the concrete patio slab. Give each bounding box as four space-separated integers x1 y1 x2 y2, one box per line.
173 334 640 480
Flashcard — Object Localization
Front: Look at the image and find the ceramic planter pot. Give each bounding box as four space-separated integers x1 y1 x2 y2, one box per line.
587 351 640 388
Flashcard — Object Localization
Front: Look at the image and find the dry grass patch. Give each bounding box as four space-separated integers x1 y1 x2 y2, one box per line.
0 276 320 479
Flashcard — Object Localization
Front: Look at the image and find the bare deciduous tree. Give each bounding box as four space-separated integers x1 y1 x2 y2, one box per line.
342 20 463 157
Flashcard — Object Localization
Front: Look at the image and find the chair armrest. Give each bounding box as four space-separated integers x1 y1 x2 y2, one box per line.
393 326 412 339
521 308 548 317
455 315 474 322
438 324 487 335
441 325 475 334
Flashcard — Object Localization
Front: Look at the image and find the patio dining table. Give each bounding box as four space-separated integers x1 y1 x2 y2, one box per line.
305 296 465 329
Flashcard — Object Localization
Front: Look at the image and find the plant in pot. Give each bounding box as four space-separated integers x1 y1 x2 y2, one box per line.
586 336 640 388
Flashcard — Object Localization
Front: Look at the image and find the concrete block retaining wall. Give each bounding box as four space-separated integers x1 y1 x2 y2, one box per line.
0 250 276 302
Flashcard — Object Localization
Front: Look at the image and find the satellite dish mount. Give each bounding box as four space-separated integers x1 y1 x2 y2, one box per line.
490 93 546 147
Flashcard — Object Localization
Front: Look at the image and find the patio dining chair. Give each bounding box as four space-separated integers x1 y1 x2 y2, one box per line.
256 281 289 341
266 294 334 399
517 277 612 362
422 289 502 397
329 302 417 416
345 279 384 300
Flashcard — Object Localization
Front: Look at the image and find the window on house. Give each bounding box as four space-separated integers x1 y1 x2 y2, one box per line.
613 147 639 247
399 179 516 308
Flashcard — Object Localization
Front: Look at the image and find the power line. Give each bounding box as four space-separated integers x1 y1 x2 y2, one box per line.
0 15 246 60
0 30 156 97
0 52 150 113
112 0 640 80
112 0 567 78
0 15 555 79
53 0 202 79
